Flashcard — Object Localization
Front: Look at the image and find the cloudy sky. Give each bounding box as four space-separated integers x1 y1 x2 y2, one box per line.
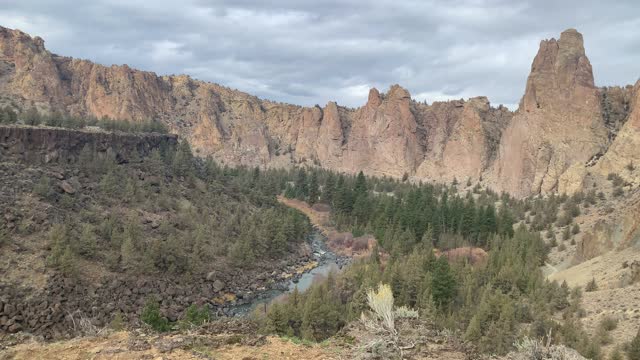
1 1 638 109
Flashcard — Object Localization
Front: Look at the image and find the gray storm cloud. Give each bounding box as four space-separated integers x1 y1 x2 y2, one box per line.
0 0 638 109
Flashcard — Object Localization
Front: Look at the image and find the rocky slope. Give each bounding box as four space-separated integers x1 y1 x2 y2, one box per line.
0 25 638 198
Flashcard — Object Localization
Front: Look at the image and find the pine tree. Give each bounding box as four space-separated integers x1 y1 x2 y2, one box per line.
76 224 97 258
333 175 353 213
353 171 367 199
497 205 515 237
460 197 476 238
120 227 138 271
308 171 320 205
172 141 194 177
585 278 598 292
58 246 77 276
431 256 456 307
321 173 336 204
294 168 308 200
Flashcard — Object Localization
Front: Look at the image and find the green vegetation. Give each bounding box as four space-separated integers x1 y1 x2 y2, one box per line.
260 170 607 357
31 141 311 275
110 311 125 331
179 304 211 329
1 106 169 134
141 297 171 332
0 106 18 124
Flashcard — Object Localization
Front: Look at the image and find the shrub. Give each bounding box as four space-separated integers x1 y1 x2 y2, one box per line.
33 176 54 199
22 108 41 126
572 224 580 235
609 347 623 360
608 173 624 187
627 162 635 172
628 329 640 360
511 337 586 360
366 283 395 331
613 187 624 197
599 316 618 331
141 297 171 332
110 311 125 331
180 304 210 329
394 306 419 319
585 278 598 292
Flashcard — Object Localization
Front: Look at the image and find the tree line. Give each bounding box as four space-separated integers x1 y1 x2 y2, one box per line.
0 106 168 134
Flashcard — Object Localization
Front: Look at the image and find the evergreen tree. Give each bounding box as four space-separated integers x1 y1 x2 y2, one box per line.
308 171 320 205
353 171 367 199
294 168 308 200
58 246 77 276
321 173 336 204
76 224 97 258
431 256 456 307
172 141 194 177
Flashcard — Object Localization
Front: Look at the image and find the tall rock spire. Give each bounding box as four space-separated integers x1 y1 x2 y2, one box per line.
521 28 595 113
492 29 608 197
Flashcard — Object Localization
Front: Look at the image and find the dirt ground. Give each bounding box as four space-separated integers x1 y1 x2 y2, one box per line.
0 317 477 360
0 332 340 360
548 246 640 354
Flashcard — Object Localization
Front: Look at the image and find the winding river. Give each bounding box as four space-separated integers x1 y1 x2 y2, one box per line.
230 230 347 316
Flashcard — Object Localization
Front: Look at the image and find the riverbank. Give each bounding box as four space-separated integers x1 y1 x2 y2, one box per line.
228 229 350 316
277 196 377 258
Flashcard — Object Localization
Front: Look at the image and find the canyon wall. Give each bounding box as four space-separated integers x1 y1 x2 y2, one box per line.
1 26 639 197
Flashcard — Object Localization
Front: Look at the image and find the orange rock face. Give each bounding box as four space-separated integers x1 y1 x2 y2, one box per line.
1 26 639 197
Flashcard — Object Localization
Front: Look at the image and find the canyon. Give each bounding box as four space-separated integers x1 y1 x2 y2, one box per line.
1 26 638 198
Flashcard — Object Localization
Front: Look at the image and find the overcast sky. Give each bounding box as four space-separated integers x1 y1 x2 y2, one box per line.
1 1 638 109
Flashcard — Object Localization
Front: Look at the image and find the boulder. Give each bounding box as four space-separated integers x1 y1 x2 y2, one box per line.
212 280 225 292
58 180 75 194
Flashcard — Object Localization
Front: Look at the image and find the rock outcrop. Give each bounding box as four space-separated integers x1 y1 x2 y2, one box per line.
1 25 639 197
492 29 609 197
0 125 177 164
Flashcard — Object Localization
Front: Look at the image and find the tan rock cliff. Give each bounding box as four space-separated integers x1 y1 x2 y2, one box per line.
1 26 639 198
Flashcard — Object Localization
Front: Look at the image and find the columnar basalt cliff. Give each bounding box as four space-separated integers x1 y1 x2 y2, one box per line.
0 125 177 164
1 26 639 197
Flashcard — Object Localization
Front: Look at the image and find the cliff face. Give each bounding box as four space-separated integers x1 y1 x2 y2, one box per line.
1 26 639 197
492 29 609 197
0 125 177 164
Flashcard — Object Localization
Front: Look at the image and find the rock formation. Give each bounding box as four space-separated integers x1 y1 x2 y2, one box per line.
492 29 609 197
1 25 639 197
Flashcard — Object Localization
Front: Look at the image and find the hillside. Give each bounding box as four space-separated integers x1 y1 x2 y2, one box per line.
0 125 315 339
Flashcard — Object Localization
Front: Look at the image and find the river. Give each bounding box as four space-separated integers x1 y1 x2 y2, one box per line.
229 230 348 316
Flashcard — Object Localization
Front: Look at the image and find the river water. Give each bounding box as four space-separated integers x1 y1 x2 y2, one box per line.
230 230 347 316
